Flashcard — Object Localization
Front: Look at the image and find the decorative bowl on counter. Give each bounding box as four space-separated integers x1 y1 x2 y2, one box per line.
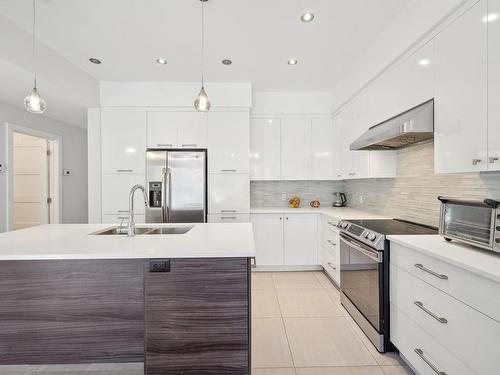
309 200 320 208
289 196 301 208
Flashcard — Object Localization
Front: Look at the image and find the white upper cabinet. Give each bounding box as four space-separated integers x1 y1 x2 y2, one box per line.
434 0 488 173
147 111 207 148
488 0 500 170
311 118 334 180
281 118 312 180
177 112 207 148
332 113 344 180
207 111 250 173
147 112 177 148
250 118 281 180
101 108 146 174
341 99 369 179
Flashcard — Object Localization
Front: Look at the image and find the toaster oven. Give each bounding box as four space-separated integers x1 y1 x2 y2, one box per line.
438 197 500 252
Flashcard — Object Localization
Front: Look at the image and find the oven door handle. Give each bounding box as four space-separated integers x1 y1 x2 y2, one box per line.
340 233 383 263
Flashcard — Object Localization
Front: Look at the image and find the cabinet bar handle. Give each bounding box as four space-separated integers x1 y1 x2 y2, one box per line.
327 221 336 226
327 239 337 246
348 172 356 176
220 169 237 172
117 210 129 213
116 169 133 172
327 262 336 270
472 158 482 165
157 143 173 147
220 216 237 220
414 264 448 280
221 209 237 213
182 144 197 147
414 301 448 324
414 348 447 375
489 156 499 164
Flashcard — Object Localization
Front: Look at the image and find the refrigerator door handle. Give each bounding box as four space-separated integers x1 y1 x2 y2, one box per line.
162 167 171 223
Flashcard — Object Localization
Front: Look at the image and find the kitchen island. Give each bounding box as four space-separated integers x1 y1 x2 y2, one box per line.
0 223 255 375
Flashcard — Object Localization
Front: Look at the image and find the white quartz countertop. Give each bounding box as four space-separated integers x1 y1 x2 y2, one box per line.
388 234 500 283
0 223 256 261
251 206 388 220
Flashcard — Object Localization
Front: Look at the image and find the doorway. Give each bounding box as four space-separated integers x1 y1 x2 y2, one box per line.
7 126 61 230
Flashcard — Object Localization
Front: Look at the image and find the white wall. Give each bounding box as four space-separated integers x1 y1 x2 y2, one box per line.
0 101 88 232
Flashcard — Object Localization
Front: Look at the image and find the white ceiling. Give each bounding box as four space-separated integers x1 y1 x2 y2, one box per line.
0 0 410 92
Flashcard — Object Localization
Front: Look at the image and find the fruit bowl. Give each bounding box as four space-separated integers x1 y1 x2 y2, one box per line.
289 196 301 208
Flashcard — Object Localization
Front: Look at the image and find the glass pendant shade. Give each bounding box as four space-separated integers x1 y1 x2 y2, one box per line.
24 86 46 114
194 86 211 112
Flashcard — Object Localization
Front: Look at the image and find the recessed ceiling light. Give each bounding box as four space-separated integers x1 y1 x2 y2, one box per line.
156 58 167 65
222 59 232 65
483 13 499 23
418 58 431 66
288 58 298 66
89 58 102 65
300 13 315 23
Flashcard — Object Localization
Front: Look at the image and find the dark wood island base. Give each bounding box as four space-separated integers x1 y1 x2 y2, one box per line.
0 257 251 375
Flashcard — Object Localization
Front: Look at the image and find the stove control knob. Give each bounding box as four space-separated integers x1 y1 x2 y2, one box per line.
363 232 369 238
368 233 377 241
341 222 348 229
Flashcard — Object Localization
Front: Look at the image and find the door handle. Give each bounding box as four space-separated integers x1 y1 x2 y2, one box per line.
489 156 499 164
472 158 482 165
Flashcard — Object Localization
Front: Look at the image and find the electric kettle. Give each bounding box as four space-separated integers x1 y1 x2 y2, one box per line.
333 192 346 207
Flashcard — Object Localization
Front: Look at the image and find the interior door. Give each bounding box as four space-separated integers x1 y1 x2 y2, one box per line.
12 132 49 229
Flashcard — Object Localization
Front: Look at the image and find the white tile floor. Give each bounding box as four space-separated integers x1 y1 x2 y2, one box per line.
0 272 413 375
251 272 414 375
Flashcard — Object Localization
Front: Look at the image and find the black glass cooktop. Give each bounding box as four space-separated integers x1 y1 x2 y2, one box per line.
347 219 437 236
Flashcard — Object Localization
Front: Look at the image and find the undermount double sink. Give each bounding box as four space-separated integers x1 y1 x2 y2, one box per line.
91 226 193 236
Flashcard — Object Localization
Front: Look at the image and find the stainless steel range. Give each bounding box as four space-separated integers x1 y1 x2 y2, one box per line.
337 219 437 352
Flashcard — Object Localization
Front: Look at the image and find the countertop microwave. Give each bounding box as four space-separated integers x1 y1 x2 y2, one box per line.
438 196 500 253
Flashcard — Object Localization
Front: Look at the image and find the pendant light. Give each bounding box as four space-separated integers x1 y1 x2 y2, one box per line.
24 0 46 114
194 0 211 112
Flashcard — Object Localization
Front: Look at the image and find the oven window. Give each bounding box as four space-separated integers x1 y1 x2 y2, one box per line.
443 204 493 245
340 238 381 331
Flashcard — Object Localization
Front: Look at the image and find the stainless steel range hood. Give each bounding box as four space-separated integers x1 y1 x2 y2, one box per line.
350 99 434 151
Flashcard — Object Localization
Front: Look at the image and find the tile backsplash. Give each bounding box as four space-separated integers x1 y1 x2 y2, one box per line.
251 180 345 208
345 141 500 227
250 142 500 227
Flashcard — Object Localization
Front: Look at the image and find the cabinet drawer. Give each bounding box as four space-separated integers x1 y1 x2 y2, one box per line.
321 247 339 284
390 303 476 375
322 216 340 232
391 264 500 375
391 242 500 323
207 214 250 223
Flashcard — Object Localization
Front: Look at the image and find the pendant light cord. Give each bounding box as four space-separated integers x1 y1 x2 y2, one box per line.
32 0 37 87
201 0 205 87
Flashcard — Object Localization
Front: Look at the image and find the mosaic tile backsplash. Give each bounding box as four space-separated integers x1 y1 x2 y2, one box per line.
251 142 500 227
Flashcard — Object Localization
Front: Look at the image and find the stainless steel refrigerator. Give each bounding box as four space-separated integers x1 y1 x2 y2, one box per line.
146 149 207 223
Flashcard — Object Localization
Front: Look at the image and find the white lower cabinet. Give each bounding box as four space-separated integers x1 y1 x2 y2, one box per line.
251 213 319 267
208 174 250 214
251 214 284 266
391 243 500 375
207 214 250 223
283 214 318 265
320 216 340 284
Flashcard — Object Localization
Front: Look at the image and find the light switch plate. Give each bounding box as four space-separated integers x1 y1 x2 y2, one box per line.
281 192 287 201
